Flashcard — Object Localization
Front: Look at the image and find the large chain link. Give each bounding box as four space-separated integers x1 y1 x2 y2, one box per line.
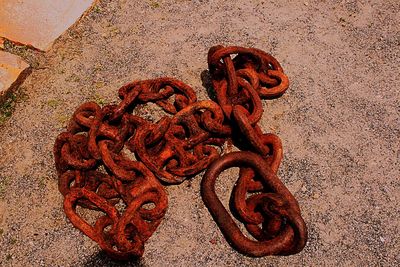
54 45 307 259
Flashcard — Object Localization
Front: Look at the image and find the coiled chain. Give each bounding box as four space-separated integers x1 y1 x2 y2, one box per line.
54 45 307 259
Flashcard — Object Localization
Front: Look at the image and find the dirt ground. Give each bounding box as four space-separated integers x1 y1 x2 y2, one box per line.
0 0 399 266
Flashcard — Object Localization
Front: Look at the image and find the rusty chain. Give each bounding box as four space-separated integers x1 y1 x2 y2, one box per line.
54 45 307 259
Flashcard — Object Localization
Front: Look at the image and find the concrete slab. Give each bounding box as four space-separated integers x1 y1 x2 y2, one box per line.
0 50 30 101
0 0 95 51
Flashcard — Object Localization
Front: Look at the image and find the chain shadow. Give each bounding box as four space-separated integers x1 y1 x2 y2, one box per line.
200 69 217 102
78 250 146 267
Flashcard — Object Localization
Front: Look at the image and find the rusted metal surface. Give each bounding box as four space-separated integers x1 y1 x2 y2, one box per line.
54 45 307 259
201 152 307 257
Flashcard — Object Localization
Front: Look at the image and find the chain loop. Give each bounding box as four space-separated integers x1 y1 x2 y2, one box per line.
201 151 307 256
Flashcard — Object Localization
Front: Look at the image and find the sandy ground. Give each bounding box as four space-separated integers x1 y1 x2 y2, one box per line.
0 0 399 266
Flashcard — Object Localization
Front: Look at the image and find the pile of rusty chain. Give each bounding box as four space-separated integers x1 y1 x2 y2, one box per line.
54 45 307 259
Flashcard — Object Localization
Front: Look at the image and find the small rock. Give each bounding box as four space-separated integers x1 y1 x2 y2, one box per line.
301 184 307 192
312 193 320 199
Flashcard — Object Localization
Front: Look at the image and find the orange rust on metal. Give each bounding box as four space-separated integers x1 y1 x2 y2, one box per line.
54 45 307 259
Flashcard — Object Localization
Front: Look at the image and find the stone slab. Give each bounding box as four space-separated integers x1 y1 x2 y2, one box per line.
0 50 30 101
0 0 95 51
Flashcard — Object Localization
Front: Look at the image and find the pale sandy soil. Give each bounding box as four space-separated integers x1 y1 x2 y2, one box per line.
0 0 399 266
